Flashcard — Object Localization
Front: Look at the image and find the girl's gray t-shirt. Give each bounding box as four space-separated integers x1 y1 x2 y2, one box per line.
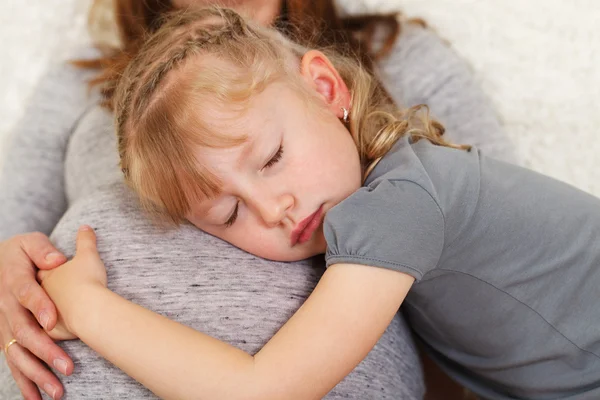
325 137 600 399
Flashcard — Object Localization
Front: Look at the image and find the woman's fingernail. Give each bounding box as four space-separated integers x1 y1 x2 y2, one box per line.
45 252 63 263
39 311 49 330
53 358 68 374
44 383 57 399
79 225 92 231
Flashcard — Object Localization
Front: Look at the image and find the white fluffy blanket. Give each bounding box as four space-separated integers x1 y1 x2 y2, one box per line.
1 0 599 398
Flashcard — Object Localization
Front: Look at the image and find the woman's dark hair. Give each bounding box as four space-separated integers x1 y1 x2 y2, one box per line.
75 0 423 109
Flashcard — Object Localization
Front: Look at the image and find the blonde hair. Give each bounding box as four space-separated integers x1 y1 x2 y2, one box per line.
114 7 469 225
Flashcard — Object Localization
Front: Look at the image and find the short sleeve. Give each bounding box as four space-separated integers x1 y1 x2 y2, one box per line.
324 179 445 281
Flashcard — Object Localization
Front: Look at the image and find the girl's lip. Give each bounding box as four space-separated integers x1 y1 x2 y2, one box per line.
290 205 324 247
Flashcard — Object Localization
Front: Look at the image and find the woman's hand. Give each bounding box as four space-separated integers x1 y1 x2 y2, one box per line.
37 226 108 337
0 232 73 400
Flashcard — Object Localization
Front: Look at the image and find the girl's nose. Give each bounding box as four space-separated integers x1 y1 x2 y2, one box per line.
254 193 294 227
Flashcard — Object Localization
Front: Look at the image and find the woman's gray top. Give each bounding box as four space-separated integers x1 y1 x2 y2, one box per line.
0 26 516 399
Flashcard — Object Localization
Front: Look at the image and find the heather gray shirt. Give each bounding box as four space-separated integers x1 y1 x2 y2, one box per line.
325 137 600 399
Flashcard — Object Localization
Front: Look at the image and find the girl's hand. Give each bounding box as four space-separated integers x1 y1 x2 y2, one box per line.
37 226 107 338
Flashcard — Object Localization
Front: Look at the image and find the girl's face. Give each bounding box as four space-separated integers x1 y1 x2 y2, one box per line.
186 51 362 261
172 0 283 26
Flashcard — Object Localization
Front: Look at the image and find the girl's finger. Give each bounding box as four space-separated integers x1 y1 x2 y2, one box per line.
75 225 98 256
36 270 50 284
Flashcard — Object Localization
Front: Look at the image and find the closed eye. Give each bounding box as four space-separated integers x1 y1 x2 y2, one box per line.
224 201 239 228
263 144 283 170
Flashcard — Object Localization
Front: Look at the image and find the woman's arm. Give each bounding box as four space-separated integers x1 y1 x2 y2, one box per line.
377 24 519 164
41 228 415 400
0 52 100 240
0 50 102 400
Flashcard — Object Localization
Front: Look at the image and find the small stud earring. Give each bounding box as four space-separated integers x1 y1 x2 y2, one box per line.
341 107 350 123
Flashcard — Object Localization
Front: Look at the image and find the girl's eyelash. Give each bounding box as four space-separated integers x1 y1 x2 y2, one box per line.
224 202 239 228
263 144 284 169
224 144 282 228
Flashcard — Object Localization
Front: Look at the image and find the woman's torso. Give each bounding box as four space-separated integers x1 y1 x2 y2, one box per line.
64 105 122 204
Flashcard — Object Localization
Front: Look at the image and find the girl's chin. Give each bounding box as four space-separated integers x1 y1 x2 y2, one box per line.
245 235 327 262
261 248 325 263
289 246 327 261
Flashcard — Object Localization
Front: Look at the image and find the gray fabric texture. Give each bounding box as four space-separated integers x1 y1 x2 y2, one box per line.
324 136 600 399
0 48 101 240
48 182 423 399
0 25 516 398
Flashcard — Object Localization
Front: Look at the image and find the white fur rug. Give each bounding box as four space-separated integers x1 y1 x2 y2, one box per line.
1 0 599 398
340 0 600 196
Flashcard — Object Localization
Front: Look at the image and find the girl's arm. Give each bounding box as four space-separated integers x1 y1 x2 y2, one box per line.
41 228 415 400
0 52 99 240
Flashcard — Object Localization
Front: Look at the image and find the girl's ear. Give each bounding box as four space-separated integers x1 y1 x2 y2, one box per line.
299 50 351 119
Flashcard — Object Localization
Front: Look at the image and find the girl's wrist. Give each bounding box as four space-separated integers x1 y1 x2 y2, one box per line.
63 283 110 337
